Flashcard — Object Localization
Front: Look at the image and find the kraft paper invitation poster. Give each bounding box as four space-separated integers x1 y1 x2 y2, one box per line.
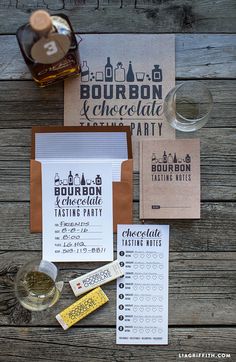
64 34 175 170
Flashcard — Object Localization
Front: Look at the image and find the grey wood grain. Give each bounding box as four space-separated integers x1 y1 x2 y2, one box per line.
0 98 235 127
0 327 235 362
1 80 235 103
0 251 235 326
0 168 236 212
0 80 235 128
1 160 236 203
0 127 235 200
0 0 235 357
0 128 235 160
0 0 236 33
0 35 236 80
0 202 235 251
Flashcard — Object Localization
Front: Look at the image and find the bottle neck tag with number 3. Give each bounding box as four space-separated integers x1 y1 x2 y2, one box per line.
31 33 71 64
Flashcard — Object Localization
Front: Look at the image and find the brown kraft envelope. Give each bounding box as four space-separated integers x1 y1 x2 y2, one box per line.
30 126 133 233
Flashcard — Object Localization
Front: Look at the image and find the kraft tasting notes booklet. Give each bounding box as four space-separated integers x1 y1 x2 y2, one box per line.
64 34 175 169
41 161 113 262
140 139 200 219
116 224 169 345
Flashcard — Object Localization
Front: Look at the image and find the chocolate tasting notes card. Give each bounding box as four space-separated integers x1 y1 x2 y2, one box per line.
116 224 169 345
64 35 175 170
140 139 200 219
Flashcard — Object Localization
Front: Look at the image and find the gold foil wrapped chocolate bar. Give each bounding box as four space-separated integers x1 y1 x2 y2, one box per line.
56 287 108 330
69 260 124 297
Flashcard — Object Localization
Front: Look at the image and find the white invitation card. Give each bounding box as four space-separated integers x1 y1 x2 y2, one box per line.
116 224 169 345
41 162 113 262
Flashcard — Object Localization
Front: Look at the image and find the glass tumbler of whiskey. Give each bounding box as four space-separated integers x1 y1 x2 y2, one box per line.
164 81 213 132
15 259 63 311
16 10 80 87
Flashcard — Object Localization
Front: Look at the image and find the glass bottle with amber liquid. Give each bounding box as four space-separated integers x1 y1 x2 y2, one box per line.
16 10 80 87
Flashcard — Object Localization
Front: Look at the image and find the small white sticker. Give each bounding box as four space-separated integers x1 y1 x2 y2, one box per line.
38 260 58 281
44 40 58 56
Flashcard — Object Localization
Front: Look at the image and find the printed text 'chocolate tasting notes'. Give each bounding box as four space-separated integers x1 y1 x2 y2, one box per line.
140 139 200 219
64 34 175 170
116 224 169 345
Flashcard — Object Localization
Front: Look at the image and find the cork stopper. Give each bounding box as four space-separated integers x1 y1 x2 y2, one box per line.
29 10 52 34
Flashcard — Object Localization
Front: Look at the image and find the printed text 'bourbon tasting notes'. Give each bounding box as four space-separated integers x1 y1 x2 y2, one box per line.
140 139 200 219
41 162 113 262
116 224 169 345
64 34 175 170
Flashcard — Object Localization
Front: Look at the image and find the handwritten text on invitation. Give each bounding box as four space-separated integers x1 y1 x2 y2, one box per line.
41 162 113 262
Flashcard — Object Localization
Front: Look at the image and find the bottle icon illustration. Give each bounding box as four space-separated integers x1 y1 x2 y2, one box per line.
152 153 157 162
54 173 60 186
126 61 135 82
68 171 73 185
114 62 125 82
95 175 102 185
74 173 80 185
168 153 173 163
152 65 162 82
163 151 167 163
185 154 191 163
95 71 104 81
105 57 113 82
81 172 86 185
135 72 145 82
173 153 177 163
81 60 89 82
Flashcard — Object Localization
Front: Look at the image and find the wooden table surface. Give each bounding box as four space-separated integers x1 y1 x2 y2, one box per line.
0 1 236 361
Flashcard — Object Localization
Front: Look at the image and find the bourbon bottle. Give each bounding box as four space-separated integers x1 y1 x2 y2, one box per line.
68 171 74 185
126 61 135 82
54 173 60 186
80 173 86 185
16 10 80 87
105 57 113 82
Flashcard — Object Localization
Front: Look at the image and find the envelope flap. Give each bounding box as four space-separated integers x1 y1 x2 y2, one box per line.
120 159 133 183
31 126 132 159
113 180 133 233
30 160 42 233
30 159 41 183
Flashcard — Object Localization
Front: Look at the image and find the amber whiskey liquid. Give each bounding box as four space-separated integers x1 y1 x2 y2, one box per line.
15 259 63 311
16 271 60 311
16 11 80 87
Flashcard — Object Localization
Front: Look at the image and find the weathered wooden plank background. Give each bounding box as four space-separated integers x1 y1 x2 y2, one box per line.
1 35 236 79
0 0 236 361
1 252 236 327
0 328 235 362
0 0 236 33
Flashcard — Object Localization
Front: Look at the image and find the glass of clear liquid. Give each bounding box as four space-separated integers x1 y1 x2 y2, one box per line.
15 259 63 311
164 81 213 132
